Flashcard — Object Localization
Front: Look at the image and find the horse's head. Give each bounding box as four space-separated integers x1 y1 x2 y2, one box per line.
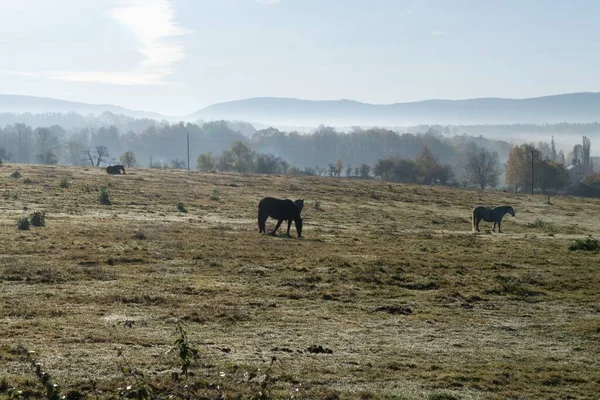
294 199 304 212
508 206 515 217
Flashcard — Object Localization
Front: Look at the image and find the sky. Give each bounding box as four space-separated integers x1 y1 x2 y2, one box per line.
1 0 599 115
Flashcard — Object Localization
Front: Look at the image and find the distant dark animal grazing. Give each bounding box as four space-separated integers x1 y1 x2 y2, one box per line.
472 206 515 233
106 165 126 175
258 197 303 238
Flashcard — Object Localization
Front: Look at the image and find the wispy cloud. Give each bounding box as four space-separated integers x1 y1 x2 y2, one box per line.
431 30 446 36
6 0 188 85
110 0 187 74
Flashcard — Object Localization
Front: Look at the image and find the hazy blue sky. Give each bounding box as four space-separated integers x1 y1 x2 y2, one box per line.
1 0 599 115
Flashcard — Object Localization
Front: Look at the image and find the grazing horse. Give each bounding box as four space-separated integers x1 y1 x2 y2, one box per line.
106 165 126 175
258 197 303 238
472 206 515 233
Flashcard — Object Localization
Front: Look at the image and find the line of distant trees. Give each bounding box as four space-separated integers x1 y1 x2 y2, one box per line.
0 121 513 173
1 119 597 197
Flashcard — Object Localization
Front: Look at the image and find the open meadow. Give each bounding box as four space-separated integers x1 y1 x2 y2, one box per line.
0 164 599 399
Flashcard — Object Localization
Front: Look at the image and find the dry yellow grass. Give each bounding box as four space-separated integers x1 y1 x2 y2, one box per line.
0 164 599 399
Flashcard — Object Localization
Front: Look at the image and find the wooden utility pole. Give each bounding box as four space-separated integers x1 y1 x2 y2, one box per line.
187 132 190 171
531 148 535 195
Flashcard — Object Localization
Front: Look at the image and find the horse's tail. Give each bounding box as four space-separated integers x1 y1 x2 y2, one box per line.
472 207 477 231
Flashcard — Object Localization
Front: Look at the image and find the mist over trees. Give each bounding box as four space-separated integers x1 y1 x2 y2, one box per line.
0 120 512 172
1 116 596 196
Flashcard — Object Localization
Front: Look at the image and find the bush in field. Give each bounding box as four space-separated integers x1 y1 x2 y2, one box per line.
210 189 220 202
568 236 600 252
59 177 70 188
99 187 111 205
16 217 30 230
30 211 46 227
10 170 21 179
177 202 188 213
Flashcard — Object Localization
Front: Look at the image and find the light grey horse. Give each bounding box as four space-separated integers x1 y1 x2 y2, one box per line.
472 206 515 233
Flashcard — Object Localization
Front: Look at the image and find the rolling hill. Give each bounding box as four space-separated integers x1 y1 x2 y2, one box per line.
3 92 600 126
190 92 600 126
0 94 165 120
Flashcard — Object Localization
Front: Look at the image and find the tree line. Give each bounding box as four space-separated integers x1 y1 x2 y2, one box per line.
1 120 596 196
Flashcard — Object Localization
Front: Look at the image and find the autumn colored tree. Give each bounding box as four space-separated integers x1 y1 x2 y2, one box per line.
197 152 216 172
119 151 137 168
415 146 441 184
505 144 542 193
583 172 600 187
335 159 343 177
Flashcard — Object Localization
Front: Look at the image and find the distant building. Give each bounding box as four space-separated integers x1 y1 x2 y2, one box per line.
566 159 593 188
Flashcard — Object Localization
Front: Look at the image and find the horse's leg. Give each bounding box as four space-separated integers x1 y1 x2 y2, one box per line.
492 221 496 232
258 211 267 233
476 218 481 232
286 220 292 237
498 220 502 233
271 219 283 235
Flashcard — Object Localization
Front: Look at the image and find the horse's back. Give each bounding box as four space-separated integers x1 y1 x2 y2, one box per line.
473 206 493 221
258 197 299 220
473 205 488 215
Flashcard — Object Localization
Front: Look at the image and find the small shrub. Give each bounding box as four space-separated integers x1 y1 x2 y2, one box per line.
16 217 30 230
177 202 188 213
428 393 460 400
171 320 199 380
59 177 70 188
370 190 382 200
23 178 34 184
568 236 600 252
133 231 147 240
10 170 21 179
26 350 63 400
116 348 154 399
314 200 323 211
209 189 220 202
30 211 46 227
526 218 555 231
99 187 111 205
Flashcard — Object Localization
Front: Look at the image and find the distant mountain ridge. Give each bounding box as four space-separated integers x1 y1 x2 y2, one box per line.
0 94 165 120
190 92 600 125
3 92 600 126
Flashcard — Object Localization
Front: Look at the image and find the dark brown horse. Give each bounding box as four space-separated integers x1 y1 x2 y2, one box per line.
472 206 515 233
258 197 303 238
106 165 126 175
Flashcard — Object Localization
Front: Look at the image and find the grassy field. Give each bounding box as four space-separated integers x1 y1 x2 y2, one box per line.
0 164 599 399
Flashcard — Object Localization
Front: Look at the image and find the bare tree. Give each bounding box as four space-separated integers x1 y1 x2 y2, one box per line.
85 146 110 166
466 146 500 190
